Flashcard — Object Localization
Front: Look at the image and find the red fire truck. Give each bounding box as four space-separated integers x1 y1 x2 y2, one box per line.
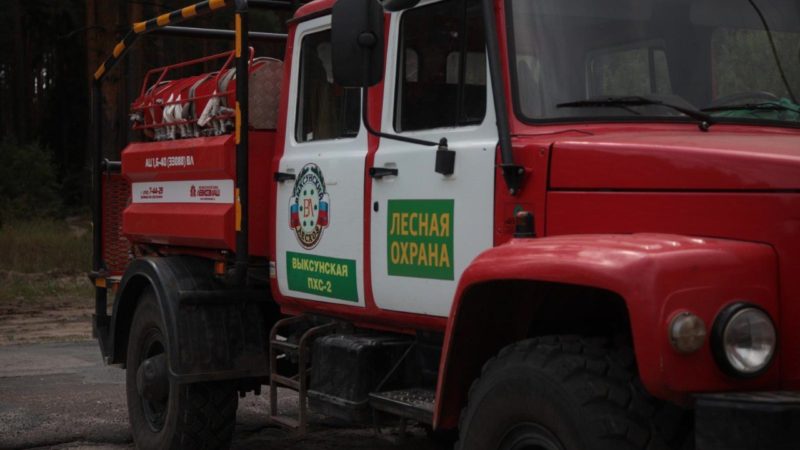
90 0 800 448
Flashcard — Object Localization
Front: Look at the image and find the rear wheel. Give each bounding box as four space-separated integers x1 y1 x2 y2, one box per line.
456 336 691 450
126 288 238 450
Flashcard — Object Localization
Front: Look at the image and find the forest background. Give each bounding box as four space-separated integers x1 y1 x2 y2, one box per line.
0 1 285 341
0 0 286 221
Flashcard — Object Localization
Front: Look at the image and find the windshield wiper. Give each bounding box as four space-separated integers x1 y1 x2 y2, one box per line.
557 96 714 131
701 102 800 114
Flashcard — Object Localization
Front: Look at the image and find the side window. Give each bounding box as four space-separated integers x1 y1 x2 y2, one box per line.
295 29 360 143
404 49 419 82
586 44 671 97
516 54 544 117
395 0 486 132
711 28 800 100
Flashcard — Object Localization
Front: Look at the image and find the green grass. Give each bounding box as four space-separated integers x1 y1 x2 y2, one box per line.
0 273 92 305
0 219 94 305
0 219 91 273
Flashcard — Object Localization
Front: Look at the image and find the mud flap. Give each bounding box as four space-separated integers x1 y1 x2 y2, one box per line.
172 296 270 383
105 256 276 383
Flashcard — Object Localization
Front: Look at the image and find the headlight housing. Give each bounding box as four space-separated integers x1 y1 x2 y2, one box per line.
669 311 706 354
711 303 776 377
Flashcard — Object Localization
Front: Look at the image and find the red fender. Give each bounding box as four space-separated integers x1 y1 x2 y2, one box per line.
434 233 779 429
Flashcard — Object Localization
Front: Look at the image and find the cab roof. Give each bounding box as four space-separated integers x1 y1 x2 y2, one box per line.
294 0 336 19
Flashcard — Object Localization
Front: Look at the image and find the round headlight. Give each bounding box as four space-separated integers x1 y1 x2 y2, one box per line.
712 303 776 377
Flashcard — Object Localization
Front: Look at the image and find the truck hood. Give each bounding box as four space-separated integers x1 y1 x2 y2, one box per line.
548 130 800 191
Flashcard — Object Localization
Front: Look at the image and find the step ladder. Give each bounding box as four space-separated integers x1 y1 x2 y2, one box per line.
369 388 436 424
268 315 340 433
365 341 437 426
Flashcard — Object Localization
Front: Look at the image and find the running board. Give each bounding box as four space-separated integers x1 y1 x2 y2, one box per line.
368 388 435 424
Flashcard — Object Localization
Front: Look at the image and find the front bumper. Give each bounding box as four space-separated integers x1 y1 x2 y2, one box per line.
695 391 800 450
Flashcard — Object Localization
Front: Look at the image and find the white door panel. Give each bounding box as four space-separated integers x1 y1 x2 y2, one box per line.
275 17 367 307
370 6 496 317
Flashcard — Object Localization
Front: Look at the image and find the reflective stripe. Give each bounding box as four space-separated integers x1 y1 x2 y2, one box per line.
235 101 242 144
181 5 197 18
94 63 106 80
95 0 232 82
156 13 171 26
235 14 242 57
131 180 234 204
112 42 125 58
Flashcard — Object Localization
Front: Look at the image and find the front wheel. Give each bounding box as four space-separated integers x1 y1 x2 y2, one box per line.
456 336 690 450
126 288 238 450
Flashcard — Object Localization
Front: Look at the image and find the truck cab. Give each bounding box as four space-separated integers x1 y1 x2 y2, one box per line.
90 0 800 449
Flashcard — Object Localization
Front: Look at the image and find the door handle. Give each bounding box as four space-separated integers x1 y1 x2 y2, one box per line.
274 171 296 182
369 167 399 179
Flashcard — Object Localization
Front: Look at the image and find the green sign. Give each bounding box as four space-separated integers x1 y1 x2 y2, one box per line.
286 252 358 302
387 199 454 280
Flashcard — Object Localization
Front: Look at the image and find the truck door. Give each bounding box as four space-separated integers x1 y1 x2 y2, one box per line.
370 0 496 316
275 16 367 307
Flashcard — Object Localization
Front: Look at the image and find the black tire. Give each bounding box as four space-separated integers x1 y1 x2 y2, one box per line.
456 336 691 450
126 288 238 450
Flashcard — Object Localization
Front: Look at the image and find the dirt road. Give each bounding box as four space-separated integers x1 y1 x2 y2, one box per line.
0 341 449 450
0 274 450 450
0 272 94 346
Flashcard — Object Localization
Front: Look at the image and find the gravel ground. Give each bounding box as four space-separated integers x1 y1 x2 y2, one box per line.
0 341 450 450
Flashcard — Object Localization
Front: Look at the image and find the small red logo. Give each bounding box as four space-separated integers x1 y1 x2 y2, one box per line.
190 185 197 197
197 186 221 198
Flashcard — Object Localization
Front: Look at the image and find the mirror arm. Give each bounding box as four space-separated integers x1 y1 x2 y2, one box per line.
360 51 438 147
360 87 438 147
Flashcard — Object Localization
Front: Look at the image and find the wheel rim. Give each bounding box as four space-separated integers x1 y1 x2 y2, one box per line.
498 422 566 450
138 329 169 432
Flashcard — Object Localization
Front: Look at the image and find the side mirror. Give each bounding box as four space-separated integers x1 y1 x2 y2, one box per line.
331 0 385 87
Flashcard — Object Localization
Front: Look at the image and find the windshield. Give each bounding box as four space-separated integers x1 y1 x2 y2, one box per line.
508 0 800 126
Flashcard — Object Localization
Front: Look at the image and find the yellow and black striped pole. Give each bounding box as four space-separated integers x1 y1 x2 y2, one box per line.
233 0 250 285
93 0 230 82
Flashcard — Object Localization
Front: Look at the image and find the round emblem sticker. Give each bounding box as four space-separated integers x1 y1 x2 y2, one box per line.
289 163 330 249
